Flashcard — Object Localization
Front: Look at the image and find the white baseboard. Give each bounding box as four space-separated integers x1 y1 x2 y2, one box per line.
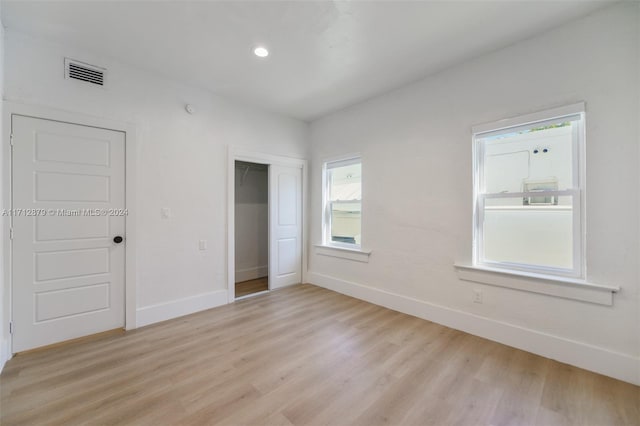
136 290 228 328
308 271 640 386
0 337 10 374
235 265 268 283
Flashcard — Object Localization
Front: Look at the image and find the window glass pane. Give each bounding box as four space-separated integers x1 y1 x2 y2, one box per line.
482 196 574 270
480 119 577 194
331 201 361 244
329 162 361 245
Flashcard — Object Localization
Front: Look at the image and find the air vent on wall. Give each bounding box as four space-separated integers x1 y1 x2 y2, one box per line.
64 58 106 87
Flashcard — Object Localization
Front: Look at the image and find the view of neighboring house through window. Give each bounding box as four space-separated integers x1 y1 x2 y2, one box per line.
473 105 585 277
324 157 362 247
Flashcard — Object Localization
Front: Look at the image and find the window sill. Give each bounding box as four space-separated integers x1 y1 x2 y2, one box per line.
454 263 619 306
314 244 371 263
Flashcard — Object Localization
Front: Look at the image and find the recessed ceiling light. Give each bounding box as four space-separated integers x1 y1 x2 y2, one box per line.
254 46 269 58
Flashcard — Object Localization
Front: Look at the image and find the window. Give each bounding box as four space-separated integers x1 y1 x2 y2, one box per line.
323 157 362 247
473 104 585 278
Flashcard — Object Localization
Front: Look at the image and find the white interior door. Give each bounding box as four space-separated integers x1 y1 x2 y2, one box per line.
11 115 126 352
269 164 302 289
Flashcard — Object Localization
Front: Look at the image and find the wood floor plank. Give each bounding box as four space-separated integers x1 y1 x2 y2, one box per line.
1 284 638 426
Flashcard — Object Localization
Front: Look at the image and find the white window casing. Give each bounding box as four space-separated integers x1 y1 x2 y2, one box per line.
317 155 370 262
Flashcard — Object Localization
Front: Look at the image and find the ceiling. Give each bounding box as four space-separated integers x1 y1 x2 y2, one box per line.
1 1 614 121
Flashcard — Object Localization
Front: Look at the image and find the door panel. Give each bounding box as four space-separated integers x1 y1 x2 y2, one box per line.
12 115 126 352
36 215 110 241
35 131 110 166
35 248 110 281
277 174 297 225
277 238 297 275
269 165 302 289
36 172 111 202
35 283 110 322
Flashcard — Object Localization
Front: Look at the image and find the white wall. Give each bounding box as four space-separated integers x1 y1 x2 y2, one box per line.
234 162 268 282
2 30 309 332
309 3 640 384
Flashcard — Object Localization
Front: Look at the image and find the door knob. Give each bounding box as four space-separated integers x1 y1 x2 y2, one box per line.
113 236 124 244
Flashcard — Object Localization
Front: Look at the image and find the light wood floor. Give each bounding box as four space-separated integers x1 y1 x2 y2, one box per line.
236 276 269 298
1 284 638 426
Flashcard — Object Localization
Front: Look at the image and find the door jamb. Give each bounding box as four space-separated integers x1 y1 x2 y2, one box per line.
227 146 307 303
2 101 138 361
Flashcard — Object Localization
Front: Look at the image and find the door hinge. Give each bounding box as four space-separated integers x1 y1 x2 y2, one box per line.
9 322 12 334
9 133 14 146
9 228 13 240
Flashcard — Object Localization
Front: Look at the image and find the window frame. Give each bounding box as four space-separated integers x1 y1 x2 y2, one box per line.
322 155 362 249
472 103 586 279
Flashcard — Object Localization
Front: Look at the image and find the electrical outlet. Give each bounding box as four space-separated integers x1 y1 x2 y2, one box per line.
161 207 171 219
473 289 483 304
199 240 207 251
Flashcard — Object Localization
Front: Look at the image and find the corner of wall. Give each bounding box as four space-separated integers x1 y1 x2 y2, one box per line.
0 2 6 375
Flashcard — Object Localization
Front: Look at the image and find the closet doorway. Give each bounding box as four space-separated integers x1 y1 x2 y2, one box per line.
234 161 269 298
228 149 305 302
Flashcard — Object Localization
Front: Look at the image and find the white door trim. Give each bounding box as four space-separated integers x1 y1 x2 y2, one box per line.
227 147 307 303
2 101 138 359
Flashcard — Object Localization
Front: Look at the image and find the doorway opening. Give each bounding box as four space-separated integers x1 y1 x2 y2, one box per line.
234 160 269 299
228 149 304 302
